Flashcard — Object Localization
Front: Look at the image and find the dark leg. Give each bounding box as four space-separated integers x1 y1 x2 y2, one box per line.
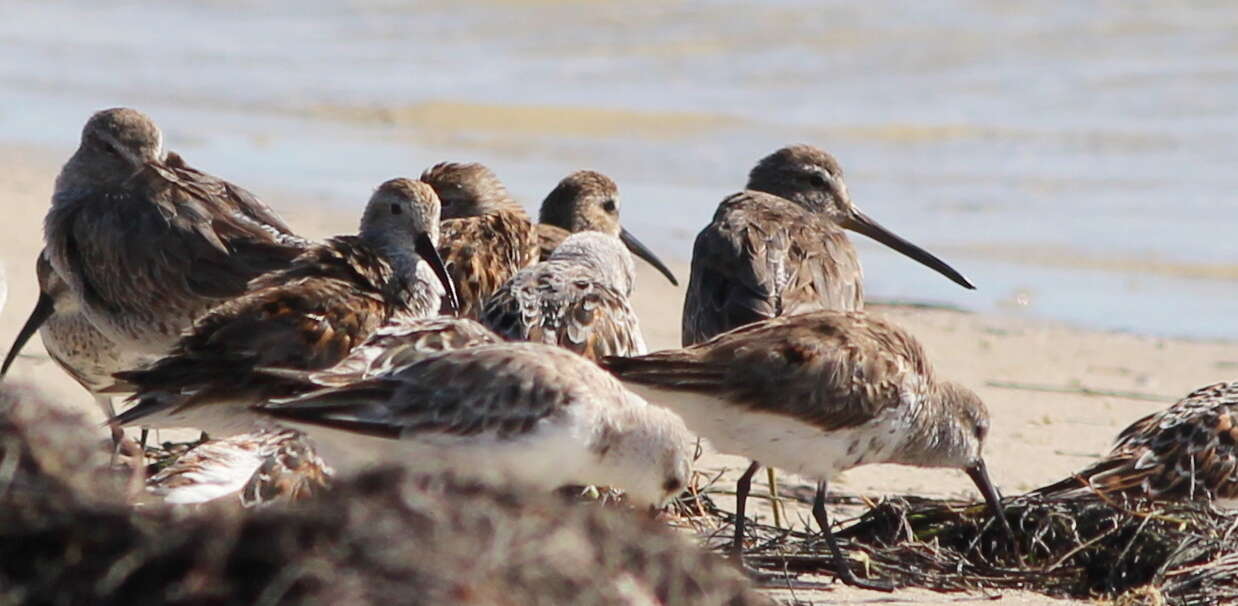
812 481 894 592
731 460 761 561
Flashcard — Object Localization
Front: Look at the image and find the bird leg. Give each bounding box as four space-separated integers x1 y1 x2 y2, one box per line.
766 467 785 529
812 481 894 592
731 460 761 561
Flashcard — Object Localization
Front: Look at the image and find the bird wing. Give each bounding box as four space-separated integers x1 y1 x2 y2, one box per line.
437 211 538 319
680 191 862 346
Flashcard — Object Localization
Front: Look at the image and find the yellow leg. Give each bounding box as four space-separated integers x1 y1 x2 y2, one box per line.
766 467 785 529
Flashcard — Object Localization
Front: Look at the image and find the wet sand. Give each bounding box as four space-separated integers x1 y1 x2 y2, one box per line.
2 145 1233 604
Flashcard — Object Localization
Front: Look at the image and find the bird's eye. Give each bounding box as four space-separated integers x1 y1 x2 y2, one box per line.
390 203 403 215
808 174 828 188
662 477 683 494
602 199 617 213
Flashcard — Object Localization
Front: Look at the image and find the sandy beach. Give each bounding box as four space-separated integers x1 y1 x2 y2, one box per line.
2 144 1233 605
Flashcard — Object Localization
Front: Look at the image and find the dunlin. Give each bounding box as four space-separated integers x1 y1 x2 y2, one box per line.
482 232 647 361
44 108 307 357
1033 381 1238 507
260 342 695 507
147 428 331 507
113 178 457 436
2 251 153 438
602 310 1013 590
681 145 973 347
420 162 539 320
255 316 500 388
537 170 678 285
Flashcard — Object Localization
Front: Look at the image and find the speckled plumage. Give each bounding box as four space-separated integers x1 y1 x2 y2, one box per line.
681 145 973 347
2 252 153 420
482 232 646 361
537 170 678 285
421 162 539 320
44 108 308 357
113 179 456 436
261 343 695 506
147 428 331 507
1033 381 1238 505
603 310 1010 589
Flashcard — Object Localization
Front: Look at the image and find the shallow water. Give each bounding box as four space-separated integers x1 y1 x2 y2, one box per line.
3 1 1237 339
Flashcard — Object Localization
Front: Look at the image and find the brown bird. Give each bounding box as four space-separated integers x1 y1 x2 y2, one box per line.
602 311 1014 591
536 170 678 285
482 232 647 361
44 108 308 358
421 162 539 320
2 251 154 442
680 144 974 347
112 178 457 436
1033 381 1238 507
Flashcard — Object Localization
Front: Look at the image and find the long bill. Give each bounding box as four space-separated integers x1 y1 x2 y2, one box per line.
839 210 975 290
415 233 460 316
2 290 55 377
965 459 1022 564
619 227 679 286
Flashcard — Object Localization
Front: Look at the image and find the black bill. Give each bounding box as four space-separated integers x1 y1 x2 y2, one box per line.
619 227 678 286
965 459 1020 558
415 233 460 315
2 290 55 377
841 210 975 290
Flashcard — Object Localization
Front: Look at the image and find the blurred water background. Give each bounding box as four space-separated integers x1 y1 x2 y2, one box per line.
3 1 1236 339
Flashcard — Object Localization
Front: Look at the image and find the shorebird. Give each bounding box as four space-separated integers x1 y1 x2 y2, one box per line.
44 108 309 358
602 311 1015 590
482 232 647 361
420 162 539 320
681 144 974 347
255 316 500 389
1 251 153 441
537 170 678 285
112 178 458 436
1033 381 1238 506
259 342 695 507
146 428 331 507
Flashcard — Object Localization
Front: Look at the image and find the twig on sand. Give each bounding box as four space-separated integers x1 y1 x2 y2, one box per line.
985 380 1176 403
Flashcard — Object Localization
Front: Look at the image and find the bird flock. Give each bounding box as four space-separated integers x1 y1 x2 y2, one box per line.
2 107 1234 592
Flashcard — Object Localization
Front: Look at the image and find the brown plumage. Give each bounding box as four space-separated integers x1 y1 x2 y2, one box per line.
681 144 973 346
421 162 539 320
44 108 308 357
602 310 1012 590
1033 381 1238 505
535 170 678 285
113 179 457 436
482 232 646 362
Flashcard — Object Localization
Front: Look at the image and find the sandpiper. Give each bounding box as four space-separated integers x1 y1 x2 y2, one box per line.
2 251 153 436
146 428 331 507
602 311 1014 590
255 316 500 388
537 170 678 285
680 144 974 347
260 342 695 507
112 178 458 436
420 162 539 320
482 232 648 361
44 108 308 357
1033 381 1238 507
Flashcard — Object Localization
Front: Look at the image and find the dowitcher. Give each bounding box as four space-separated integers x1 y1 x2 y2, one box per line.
1033 381 1238 507
482 232 647 361
260 342 695 507
146 428 331 507
681 144 974 347
44 108 308 357
113 178 457 436
537 170 678 285
2 251 153 440
602 311 1014 590
420 162 539 320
